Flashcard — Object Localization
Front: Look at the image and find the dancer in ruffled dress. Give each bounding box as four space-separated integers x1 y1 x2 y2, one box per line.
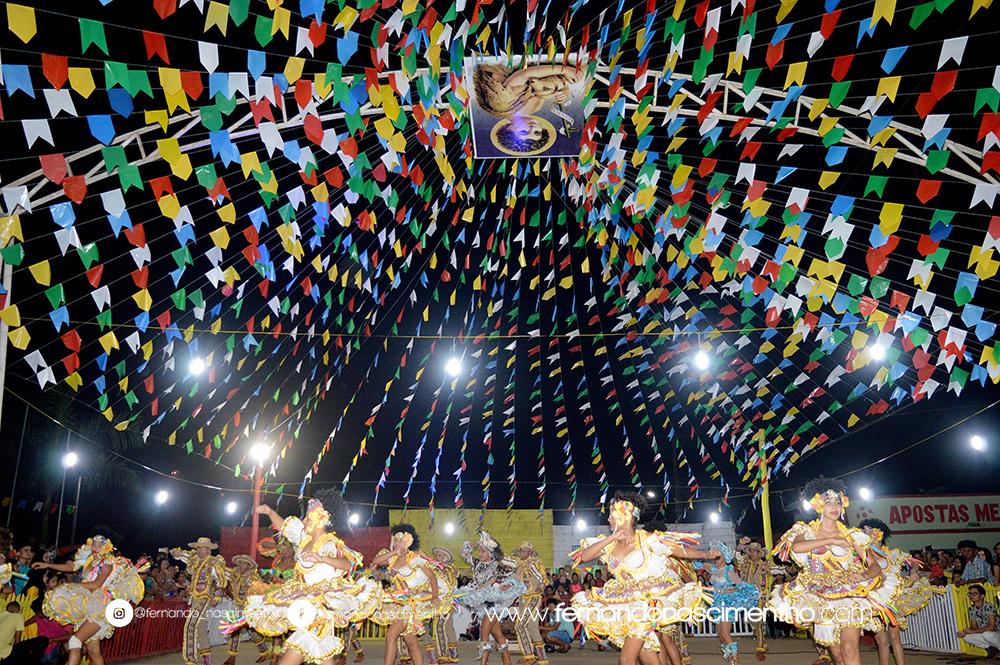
692 542 761 665
369 524 452 665
246 490 381 665
35 535 146 665
859 519 942 665
767 478 896 665
571 492 715 665
456 531 526 665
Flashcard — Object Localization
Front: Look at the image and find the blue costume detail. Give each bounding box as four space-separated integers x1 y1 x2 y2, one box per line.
693 542 761 623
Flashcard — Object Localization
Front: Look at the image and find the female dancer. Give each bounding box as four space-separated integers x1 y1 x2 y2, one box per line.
768 478 895 665
34 535 145 665
246 490 381 665
456 530 526 665
369 524 453 665
692 542 761 665
859 519 941 665
571 491 715 665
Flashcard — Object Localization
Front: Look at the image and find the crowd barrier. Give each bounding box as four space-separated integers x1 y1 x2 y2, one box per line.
900 583 997 656
103 598 188 663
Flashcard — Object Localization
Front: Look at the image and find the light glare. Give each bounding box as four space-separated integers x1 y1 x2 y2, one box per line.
694 350 711 371
250 443 270 464
62 451 79 468
971 435 987 451
859 487 872 501
155 490 169 505
226 501 238 515
189 357 207 376
444 357 462 377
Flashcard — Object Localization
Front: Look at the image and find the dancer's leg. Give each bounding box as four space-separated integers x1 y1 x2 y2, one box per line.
84 638 105 665
403 634 426 665
838 627 862 665
888 626 905 665
383 621 405 665
66 622 101 665
620 637 645 665
873 631 890 665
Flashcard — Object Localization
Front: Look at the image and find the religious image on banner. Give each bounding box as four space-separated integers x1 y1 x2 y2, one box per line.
466 55 588 159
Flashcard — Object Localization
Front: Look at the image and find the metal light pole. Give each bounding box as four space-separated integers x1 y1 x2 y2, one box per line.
55 463 67 550
55 443 78 550
70 475 82 546
6 407 28 528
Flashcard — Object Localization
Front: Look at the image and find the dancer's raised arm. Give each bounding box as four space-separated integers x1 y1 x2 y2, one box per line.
255 504 284 532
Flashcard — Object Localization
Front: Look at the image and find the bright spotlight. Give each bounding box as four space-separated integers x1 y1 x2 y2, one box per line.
348 513 360 526
693 350 711 371
870 343 886 361
444 357 462 377
575 518 587 532
155 490 169 505
970 435 987 452
709 511 720 524
249 443 270 464
801 499 812 512
189 356 207 376
62 451 79 468
859 487 872 501
444 522 455 535
226 501 238 515
646 491 656 499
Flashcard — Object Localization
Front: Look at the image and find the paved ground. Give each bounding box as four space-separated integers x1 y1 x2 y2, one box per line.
124 637 973 664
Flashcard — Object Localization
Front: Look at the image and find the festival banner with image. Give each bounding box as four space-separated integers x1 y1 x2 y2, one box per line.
465 55 588 159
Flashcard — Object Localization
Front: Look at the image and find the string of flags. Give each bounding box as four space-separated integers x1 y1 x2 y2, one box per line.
0 0 997 518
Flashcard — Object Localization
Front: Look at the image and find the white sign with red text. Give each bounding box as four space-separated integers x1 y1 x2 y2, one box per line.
850 494 1000 551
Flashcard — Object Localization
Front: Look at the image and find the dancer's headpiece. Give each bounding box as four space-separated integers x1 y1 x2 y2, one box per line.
809 489 849 512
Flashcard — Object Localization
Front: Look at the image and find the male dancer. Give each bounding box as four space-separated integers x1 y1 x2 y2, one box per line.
735 538 769 661
225 554 269 665
429 548 459 664
512 543 547 665
171 537 228 665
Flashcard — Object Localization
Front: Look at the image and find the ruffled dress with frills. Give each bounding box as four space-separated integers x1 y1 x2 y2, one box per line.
694 561 760 622
455 554 526 619
242 517 381 663
369 550 455 635
570 530 710 651
43 545 145 640
869 546 942 630
766 520 899 645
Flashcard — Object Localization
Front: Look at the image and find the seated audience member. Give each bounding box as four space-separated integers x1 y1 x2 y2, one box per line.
959 584 1000 658
959 541 996 585
25 598 70 664
568 573 582 595
592 569 605 588
540 599 573 653
0 599 46 664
